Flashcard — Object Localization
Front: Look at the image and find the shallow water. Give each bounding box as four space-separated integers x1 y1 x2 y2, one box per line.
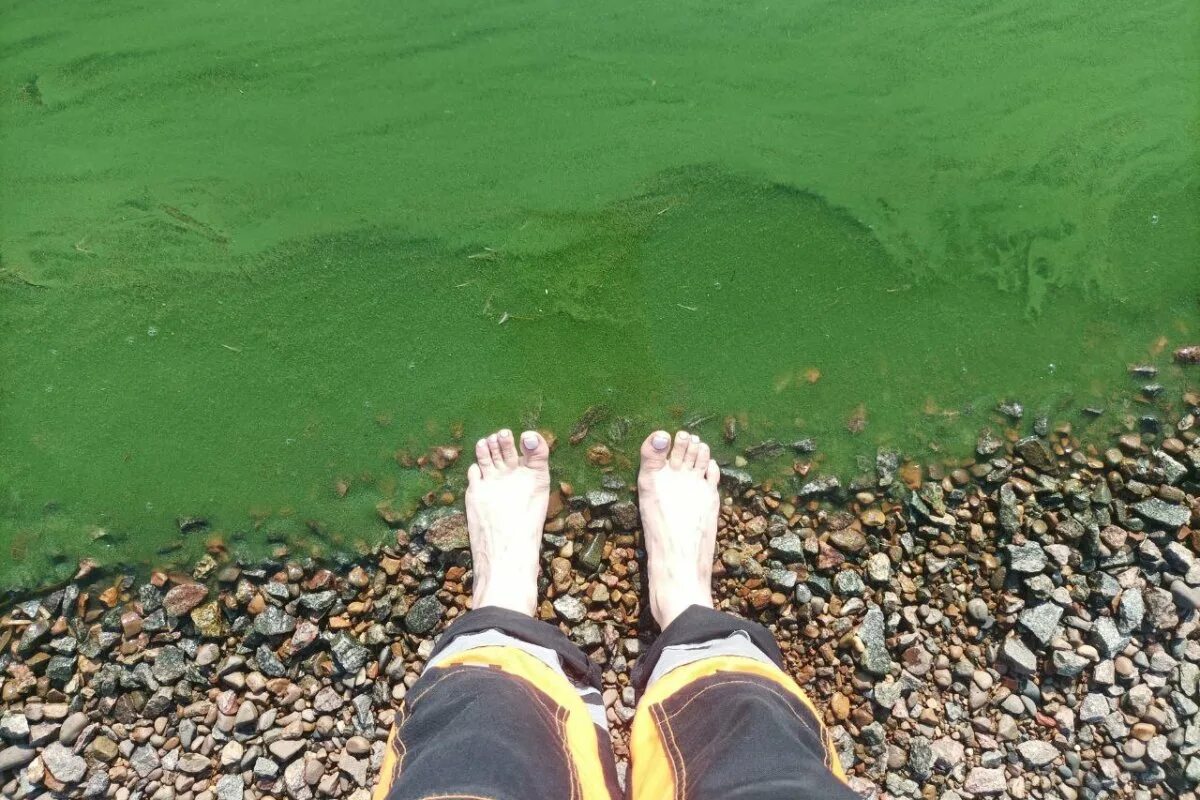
2 0 1197 588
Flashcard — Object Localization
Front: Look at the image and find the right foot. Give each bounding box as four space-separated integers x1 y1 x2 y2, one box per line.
638 430 720 628
465 429 551 616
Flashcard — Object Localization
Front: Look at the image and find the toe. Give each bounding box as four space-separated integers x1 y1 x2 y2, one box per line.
467 463 483 484
668 430 690 468
486 433 505 469
683 434 701 468
497 429 520 467
705 459 720 486
475 438 494 476
519 430 550 472
639 430 672 472
695 442 711 474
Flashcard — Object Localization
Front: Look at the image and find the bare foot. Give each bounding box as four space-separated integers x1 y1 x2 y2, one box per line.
638 429 720 628
466 428 551 616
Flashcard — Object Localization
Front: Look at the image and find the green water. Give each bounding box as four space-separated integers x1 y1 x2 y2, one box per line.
2 0 1198 588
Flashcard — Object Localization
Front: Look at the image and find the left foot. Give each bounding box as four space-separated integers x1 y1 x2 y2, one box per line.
466 429 551 616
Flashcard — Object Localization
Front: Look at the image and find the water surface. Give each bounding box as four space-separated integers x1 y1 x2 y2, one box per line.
2 0 1197 587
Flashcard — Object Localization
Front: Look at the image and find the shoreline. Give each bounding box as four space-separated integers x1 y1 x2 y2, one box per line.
1 394 1198 798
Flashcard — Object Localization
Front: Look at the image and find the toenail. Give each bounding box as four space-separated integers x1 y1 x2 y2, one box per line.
522 432 539 449
499 429 512 439
691 435 700 444
652 432 670 450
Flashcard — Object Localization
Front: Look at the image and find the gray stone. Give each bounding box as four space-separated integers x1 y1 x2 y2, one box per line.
908 735 933 781
152 645 189 684
1018 603 1062 646
404 595 443 635
1006 542 1046 573
283 757 313 800
1017 739 1058 767
964 766 1006 795
0 713 29 741
177 751 211 775
313 686 344 713
833 570 865 597
330 632 370 673
254 757 280 779
41 741 87 784
576 533 607 573
0 745 35 772
1117 588 1145 633
298 591 338 614
998 484 1021 535
270 738 307 762
966 598 991 623
768 532 805 563
1015 436 1055 471
864 553 892 584
254 605 297 637
1090 616 1129 659
1051 650 1088 677
797 475 840 498
553 595 587 623
216 774 245 800
858 606 895 677
930 737 964 771
130 743 160 777
58 711 88 745
1001 635 1037 674
1132 498 1191 528
1079 694 1109 724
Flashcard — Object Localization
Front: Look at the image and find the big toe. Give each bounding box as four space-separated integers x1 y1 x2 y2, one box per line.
639 430 673 473
519 430 550 472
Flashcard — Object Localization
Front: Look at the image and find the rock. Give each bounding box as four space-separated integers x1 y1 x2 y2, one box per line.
58 711 88 745
797 475 840 498
130 743 160 777
88 736 118 762
330 633 370 673
964 766 1006 795
270 738 307 762
0 713 29 740
1117 588 1144 633
313 686 344 713
216 774 245 800
163 583 209 616
931 737 964 771
576 533 607 573
718 466 753 493
966 598 991 624
404 595 443 635
190 601 225 637
1015 436 1055 471
1001 635 1037 674
283 757 313 800
152 645 190 683
1017 604 1063 646
1017 740 1058 767
768 533 805 563
864 552 892 584
41 741 87 783
1132 498 1191 528
1090 617 1129 659
1051 650 1088 677
177 752 212 775
1006 542 1045 573
425 512 469 551
254 605 297 637
829 528 867 553
998 484 1021 535
553 595 587 623
0 745 35 772
298 590 338 614
858 606 895 677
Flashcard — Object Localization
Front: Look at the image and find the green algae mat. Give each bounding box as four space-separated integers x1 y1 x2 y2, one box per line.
2 0 1198 588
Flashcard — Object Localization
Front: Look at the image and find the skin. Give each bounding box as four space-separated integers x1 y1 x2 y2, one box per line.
466 427 718 627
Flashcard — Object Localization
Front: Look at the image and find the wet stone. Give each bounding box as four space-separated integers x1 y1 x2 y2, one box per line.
151 645 189 684
425 512 470 551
